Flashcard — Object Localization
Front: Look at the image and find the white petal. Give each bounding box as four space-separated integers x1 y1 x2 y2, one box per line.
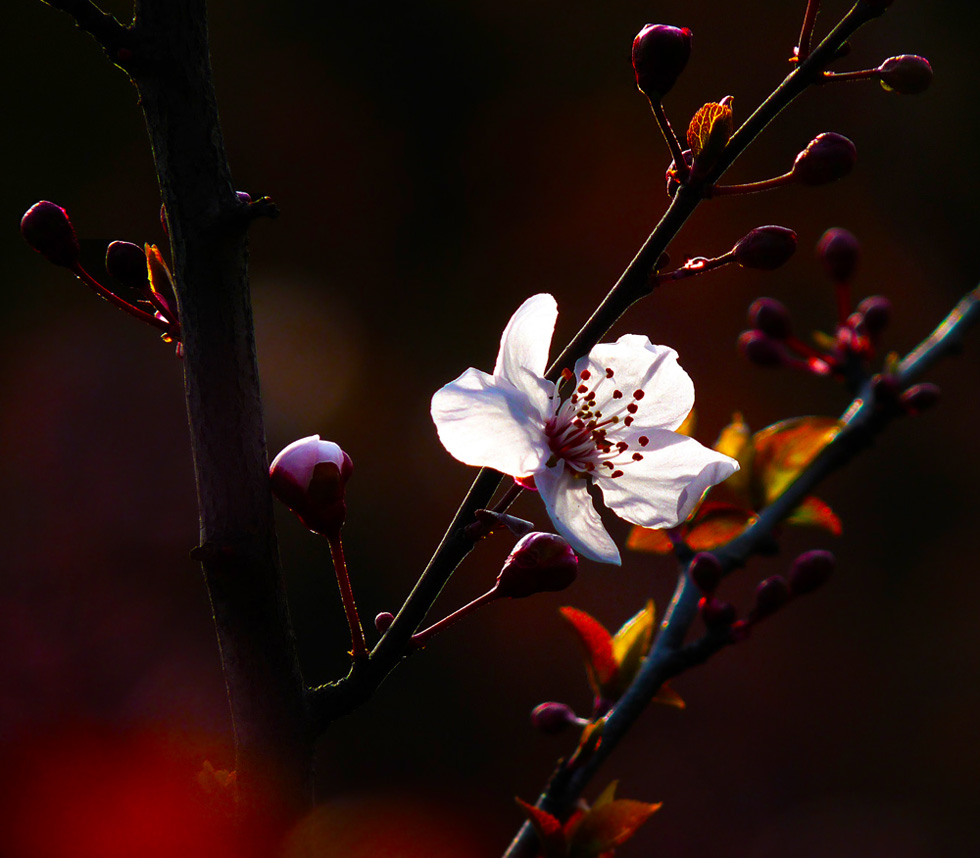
536 462 621 565
575 335 694 432
596 430 739 529
493 293 558 390
431 368 550 476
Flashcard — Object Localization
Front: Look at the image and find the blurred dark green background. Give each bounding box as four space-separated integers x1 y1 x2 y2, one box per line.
2 1 979 854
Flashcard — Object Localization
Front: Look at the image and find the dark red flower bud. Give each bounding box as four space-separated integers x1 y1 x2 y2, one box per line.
236 191 252 204
816 228 860 282
270 435 354 536
792 133 857 186
690 552 723 593
738 330 784 367
750 575 791 621
748 297 792 340
530 702 580 735
700 596 737 629
105 240 148 291
733 226 798 270
20 201 80 267
856 295 891 336
374 612 394 634
788 550 835 596
900 383 941 415
494 533 578 599
878 55 932 94
632 24 693 101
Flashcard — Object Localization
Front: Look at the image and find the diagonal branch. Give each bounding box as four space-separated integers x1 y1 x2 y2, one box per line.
41 0 130 52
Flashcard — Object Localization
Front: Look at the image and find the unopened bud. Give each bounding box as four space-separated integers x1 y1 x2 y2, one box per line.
375 611 394 634
816 228 860 282
690 552 723 593
900 383 941 415
750 575 791 621
269 435 353 536
632 24 693 101
738 330 784 367
856 295 891 336
733 226 798 270
21 201 80 267
105 240 148 291
748 297 792 340
495 533 577 599
788 550 835 596
236 191 252 204
878 55 932 94
530 702 579 735
792 133 857 186
700 596 737 629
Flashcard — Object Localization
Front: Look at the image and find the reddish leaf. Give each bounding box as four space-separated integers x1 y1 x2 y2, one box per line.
625 526 674 555
787 495 843 535
560 607 617 698
653 681 685 710
568 798 662 857
516 798 567 858
752 416 843 505
684 504 757 550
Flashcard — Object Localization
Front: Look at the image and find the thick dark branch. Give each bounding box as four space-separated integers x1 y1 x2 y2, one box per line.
42 0 130 53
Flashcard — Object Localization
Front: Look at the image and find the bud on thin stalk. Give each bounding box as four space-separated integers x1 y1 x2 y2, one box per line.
878 55 933 94
792 133 857 186
733 226 798 270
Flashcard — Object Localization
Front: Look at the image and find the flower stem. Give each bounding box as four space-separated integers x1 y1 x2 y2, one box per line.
821 68 881 83
650 99 688 180
71 262 173 332
411 588 500 647
326 531 368 659
796 0 821 62
708 172 795 196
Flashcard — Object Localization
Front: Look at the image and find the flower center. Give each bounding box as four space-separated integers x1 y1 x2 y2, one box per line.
544 367 650 479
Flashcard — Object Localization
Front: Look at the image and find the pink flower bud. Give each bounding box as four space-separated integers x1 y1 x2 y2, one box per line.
105 240 149 291
788 550 835 596
750 575 791 621
269 435 353 536
494 532 578 599
690 552 723 594
530 702 579 735
748 297 792 340
816 228 860 282
632 24 693 101
856 295 891 336
733 226 798 270
738 330 784 368
792 133 857 186
878 55 932 94
900 383 941 415
20 201 80 267
375 611 394 634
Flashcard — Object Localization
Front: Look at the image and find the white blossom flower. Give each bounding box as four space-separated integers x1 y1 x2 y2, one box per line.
430 294 738 564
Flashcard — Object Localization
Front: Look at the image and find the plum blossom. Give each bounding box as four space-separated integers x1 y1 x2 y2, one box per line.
430 294 738 564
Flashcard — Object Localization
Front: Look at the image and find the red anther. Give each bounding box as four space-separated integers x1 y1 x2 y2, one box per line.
748 297 792 340
788 550 835 596
632 24 693 101
792 133 857 186
733 226 798 270
878 55 933 94
816 228 860 283
20 201 80 267
530 702 580 735
900 383 941 415
690 552 723 594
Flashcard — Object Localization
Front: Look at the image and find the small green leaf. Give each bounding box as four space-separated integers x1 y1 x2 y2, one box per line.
568 798 662 857
786 495 843 535
687 99 734 166
752 416 843 504
610 601 655 697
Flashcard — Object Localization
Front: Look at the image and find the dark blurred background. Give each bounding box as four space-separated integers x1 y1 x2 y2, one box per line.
2 1 979 855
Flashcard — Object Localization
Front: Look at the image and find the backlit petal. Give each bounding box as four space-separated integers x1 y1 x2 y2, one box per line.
431 368 550 476
596 430 738 529
575 336 694 432
536 463 621 565
494 293 558 388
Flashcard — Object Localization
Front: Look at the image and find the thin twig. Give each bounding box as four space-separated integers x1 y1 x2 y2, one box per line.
41 0 130 52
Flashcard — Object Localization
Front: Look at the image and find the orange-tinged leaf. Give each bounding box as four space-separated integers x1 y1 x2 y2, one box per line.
610 601 655 696
145 243 174 297
626 526 674 555
568 799 662 858
713 412 754 498
516 798 567 858
560 607 617 698
568 718 606 769
592 782 618 809
787 495 843 535
752 416 843 505
653 681 686 710
676 408 697 437
684 504 757 550
687 99 734 163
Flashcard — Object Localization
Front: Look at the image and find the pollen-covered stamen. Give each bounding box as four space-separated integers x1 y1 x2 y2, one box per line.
542 363 653 478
